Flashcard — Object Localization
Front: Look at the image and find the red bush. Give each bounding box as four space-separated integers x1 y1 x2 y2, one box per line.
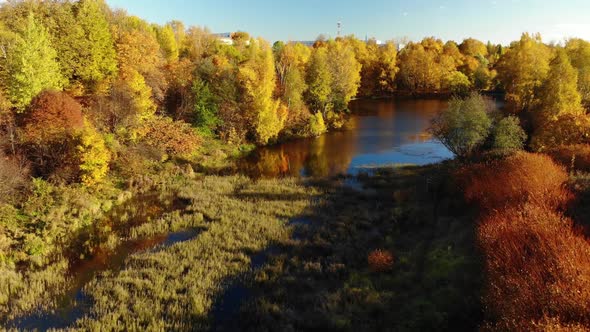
479 204 590 328
368 249 394 272
22 90 84 143
456 152 572 211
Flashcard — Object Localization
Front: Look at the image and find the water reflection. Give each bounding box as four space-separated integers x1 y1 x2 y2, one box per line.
239 98 461 178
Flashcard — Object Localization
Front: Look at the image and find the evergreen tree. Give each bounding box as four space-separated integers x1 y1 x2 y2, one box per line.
192 77 219 135
6 13 63 110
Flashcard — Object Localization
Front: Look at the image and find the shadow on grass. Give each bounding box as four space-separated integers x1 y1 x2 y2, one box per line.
211 163 484 331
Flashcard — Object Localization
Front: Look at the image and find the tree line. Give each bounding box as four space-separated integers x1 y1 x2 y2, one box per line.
0 0 589 187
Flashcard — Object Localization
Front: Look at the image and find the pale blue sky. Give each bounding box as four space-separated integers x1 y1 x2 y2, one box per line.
105 0 590 45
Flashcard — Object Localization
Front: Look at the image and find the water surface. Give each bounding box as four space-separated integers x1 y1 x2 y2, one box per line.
239 98 457 178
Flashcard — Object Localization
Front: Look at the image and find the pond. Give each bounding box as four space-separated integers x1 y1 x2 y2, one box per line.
238 98 459 178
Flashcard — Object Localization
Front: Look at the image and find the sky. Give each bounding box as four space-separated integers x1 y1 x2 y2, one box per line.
105 0 590 45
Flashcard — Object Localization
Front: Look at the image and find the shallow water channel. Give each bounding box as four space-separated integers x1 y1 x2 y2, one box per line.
9 193 197 330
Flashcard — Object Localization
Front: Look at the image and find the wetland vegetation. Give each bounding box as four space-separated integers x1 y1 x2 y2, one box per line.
1 0 590 331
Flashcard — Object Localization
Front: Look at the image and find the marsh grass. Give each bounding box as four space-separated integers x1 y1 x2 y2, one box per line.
71 175 319 331
3 163 484 331
232 164 483 331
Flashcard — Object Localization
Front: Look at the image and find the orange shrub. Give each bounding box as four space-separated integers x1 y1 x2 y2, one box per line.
547 144 590 173
22 90 84 143
368 249 394 272
456 152 571 211
478 204 590 327
139 116 200 157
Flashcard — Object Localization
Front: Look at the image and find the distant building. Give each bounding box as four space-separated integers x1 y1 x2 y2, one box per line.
212 32 233 45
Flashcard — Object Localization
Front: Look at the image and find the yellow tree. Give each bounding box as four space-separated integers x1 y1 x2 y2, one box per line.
5 13 63 110
154 23 179 63
305 46 332 112
239 38 285 145
112 16 166 104
326 40 361 112
376 41 399 94
496 33 551 111
565 38 590 108
398 42 441 91
531 49 587 150
536 49 584 124
273 42 311 130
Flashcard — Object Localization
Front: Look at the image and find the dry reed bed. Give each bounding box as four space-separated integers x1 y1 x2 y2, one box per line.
458 152 590 330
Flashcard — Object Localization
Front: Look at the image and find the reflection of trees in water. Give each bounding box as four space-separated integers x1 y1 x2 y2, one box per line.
241 99 485 178
242 129 357 178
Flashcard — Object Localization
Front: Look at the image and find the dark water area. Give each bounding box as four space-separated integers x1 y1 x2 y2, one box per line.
238 98 458 178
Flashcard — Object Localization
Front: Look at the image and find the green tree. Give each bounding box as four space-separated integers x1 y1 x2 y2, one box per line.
5 13 63 110
155 24 179 63
192 78 219 135
492 116 527 151
33 1 85 90
496 33 551 111
444 71 472 96
430 93 492 158
74 0 117 89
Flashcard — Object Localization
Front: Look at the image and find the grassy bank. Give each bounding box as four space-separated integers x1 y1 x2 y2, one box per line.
2 161 486 330
234 164 482 331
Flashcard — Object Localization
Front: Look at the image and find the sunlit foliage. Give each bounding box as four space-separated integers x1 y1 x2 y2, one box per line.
491 115 527 151
496 33 551 111
5 13 63 110
430 94 491 158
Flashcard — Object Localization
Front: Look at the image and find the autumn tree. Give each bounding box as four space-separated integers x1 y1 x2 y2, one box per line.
375 42 399 94
565 38 590 108
238 38 285 144
459 38 488 58
305 47 332 112
496 33 551 111
397 38 454 92
535 49 584 125
74 0 117 91
531 49 587 150
112 15 166 104
76 122 111 186
273 42 311 133
5 13 63 110
20 90 84 178
155 23 179 63
326 40 361 112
